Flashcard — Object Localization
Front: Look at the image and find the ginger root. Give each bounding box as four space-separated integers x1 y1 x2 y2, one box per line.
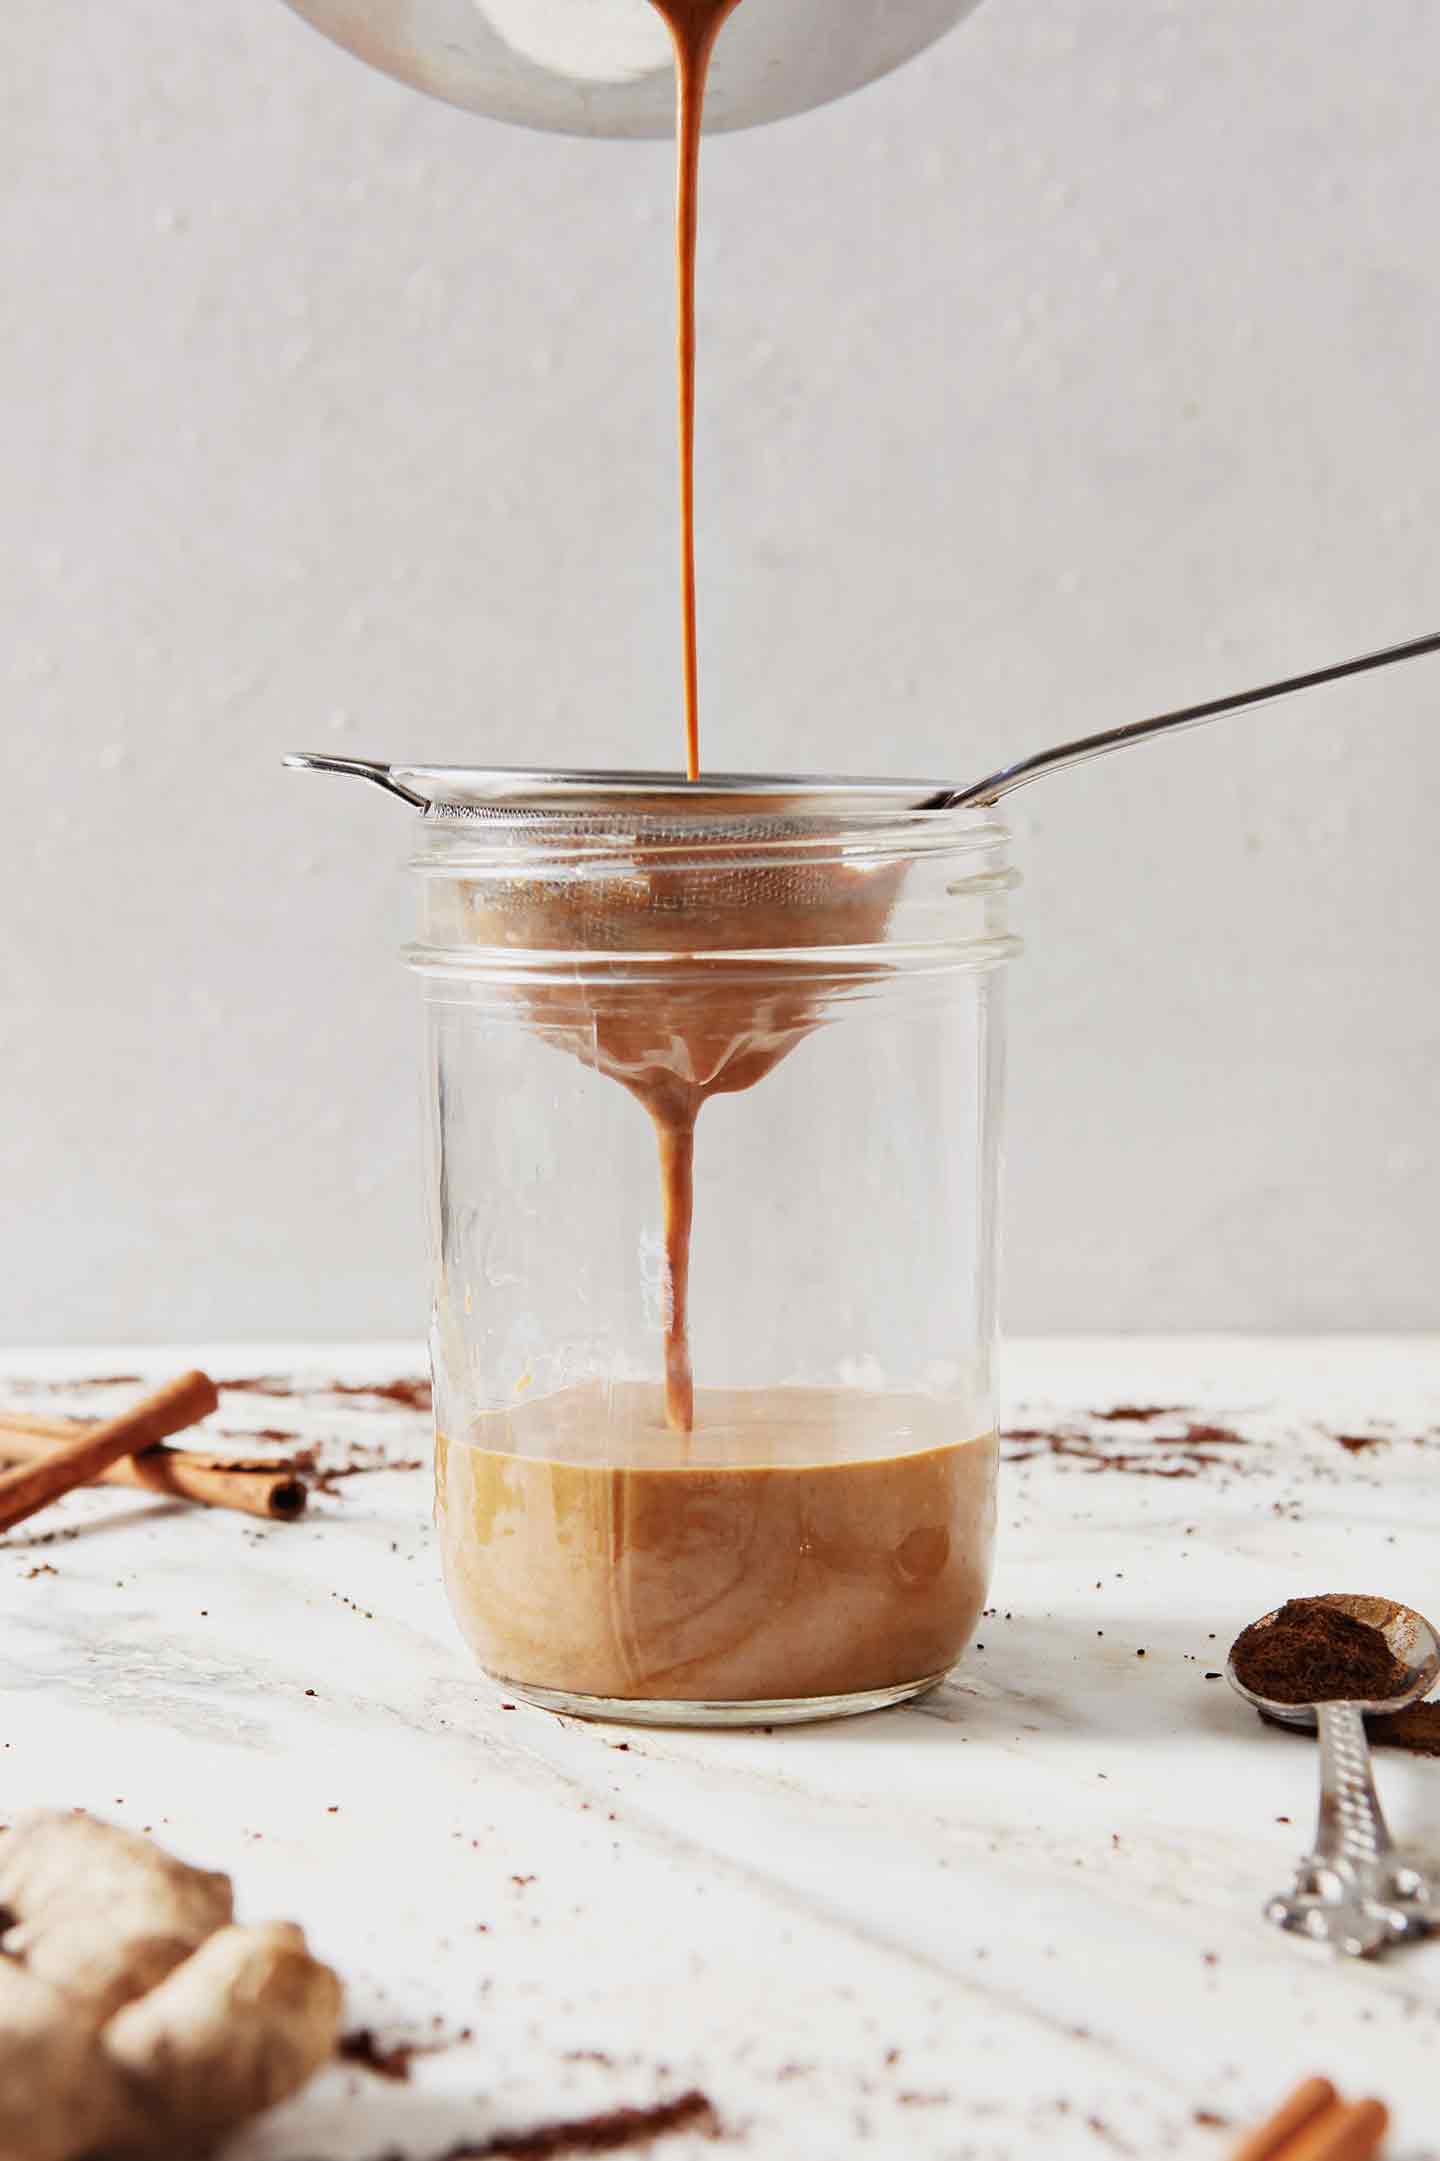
0 1812 342 2161
0 1812 233 2021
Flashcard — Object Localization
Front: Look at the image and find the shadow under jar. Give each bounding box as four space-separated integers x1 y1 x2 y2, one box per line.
408 778 1020 1726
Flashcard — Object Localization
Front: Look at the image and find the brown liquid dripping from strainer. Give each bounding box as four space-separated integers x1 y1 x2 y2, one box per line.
462 835 904 1433
651 1093 697 1431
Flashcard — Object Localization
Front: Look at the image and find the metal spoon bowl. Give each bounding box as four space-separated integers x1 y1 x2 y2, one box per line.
1227 1591 1440 1727
1227 1592 1440 1958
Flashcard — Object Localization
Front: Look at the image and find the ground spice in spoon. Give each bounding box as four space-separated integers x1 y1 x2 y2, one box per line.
1231 1597 1407 1705
1369 1700 1440 1757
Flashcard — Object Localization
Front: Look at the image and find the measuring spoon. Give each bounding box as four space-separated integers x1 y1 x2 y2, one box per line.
1227 1593 1440 1957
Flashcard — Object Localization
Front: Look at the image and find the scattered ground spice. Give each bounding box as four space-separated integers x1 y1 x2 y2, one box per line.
339 2029 418 2082
1002 1421 1245 1479
331 1592 376 1620
441 2090 717 2157
1179 1423 1246 1449
1231 1598 1405 1705
1362 1701 1440 1758
291 1444 425 1495
1193 2109 1229 2128
1 1374 143 1392
215 1375 431 1412
1332 1433 1387 1454
1093 1405 1187 1423
22 1564 58 1579
325 1378 433 1412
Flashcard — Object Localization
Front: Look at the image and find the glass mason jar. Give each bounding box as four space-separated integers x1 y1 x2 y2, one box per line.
404 775 1020 1726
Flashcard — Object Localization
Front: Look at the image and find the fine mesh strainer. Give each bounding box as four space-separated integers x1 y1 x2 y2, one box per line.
285 755 967 1090
285 624 1440 831
281 755 949 821
287 609 1440 1025
282 757 956 962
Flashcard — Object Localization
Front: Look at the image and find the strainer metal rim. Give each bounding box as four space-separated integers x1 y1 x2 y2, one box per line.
284 754 967 821
397 765 952 815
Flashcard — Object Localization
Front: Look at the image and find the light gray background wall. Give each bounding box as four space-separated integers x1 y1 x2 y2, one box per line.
3 0 1438 1344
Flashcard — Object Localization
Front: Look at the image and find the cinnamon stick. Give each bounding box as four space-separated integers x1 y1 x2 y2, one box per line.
1229 2080 1338 2161
0 1412 308 1522
0 1372 219 1536
1229 2082 1389 2161
1283 2101 1388 2161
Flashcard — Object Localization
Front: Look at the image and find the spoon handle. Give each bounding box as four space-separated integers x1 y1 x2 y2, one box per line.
1313 1702 1393 1867
1265 1705 1433 1957
939 628 1440 809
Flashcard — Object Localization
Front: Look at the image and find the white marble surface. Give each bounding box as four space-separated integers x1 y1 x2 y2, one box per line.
4 1338 1440 2160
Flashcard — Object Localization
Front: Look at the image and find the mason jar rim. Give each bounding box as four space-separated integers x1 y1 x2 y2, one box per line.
404 779 1006 882
403 933 1022 986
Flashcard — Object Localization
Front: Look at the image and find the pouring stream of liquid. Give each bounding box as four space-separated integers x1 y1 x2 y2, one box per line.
650 0 746 783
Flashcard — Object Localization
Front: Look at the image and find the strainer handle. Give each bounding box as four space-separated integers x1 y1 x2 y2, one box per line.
282 753 431 810
937 627 1440 809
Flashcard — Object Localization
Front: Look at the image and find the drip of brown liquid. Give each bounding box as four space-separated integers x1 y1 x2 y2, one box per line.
461 841 903 1435
649 1084 697 1432
648 0 746 783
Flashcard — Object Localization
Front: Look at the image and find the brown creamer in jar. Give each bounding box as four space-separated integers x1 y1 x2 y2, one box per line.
438 1386 996 1704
